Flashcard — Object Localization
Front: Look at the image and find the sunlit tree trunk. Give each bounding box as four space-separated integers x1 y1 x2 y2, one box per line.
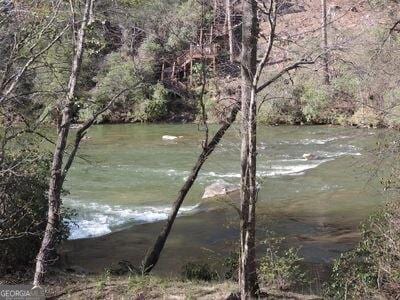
239 0 259 298
33 0 94 286
321 0 330 85
226 0 234 62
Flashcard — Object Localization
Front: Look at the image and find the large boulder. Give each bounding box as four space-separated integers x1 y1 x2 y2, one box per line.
202 180 239 199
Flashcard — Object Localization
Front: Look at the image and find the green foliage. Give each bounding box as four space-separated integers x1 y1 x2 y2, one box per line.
325 201 400 299
83 52 146 122
258 233 308 291
165 0 206 52
331 72 359 99
0 146 71 274
96 269 111 291
137 36 164 79
117 0 145 8
181 262 219 282
301 84 330 124
129 83 170 122
92 52 143 102
367 0 398 9
223 251 239 281
33 38 96 123
258 98 303 125
146 83 169 120
33 41 71 106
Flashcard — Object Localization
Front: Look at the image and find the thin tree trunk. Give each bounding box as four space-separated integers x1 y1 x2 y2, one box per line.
321 0 330 85
226 0 234 62
33 0 94 286
119 24 130 57
143 105 239 273
239 0 259 298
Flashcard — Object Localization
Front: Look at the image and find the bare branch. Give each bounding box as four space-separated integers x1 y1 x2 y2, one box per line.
256 58 316 94
0 24 70 105
61 88 129 181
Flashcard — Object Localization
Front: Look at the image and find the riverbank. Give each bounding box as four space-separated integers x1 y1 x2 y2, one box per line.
59 196 360 290
80 116 398 129
42 274 323 299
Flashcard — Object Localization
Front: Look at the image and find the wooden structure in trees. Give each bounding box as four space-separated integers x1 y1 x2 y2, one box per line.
160 0 242 87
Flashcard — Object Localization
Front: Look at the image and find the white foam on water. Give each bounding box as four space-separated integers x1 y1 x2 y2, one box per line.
67 140 363 239
65 199 199 240
200 148 362 179
203 171 241 178
278 135 351 145
259 160 332 177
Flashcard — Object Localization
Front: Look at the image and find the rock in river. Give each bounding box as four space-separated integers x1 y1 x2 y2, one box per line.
202 180 239 199
162 135 183 140
303 153 321 160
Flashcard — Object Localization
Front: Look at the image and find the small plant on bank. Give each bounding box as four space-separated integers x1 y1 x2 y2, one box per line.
325 201 400 299
258 233 309 291
181 262 219 282
96 269 111 292
223 251 239 281
128 274 169 297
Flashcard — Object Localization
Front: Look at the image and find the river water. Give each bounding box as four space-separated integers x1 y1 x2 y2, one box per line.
64 124 386 268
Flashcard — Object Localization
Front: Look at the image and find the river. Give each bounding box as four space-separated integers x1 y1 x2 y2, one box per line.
62 124 386 275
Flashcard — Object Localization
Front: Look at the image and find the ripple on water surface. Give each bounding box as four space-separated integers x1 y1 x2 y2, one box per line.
65 125 376 240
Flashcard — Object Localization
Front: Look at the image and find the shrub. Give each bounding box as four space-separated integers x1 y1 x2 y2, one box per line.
181 262 219 282
92 52 143 102
81 51 154 123
325 201 400 299
350 106 383 127
258 233 308 291
223 251 239 281
258 98 303 125
136 36 163 79
0 147 71 274
146 83 169 121
301 84 330 124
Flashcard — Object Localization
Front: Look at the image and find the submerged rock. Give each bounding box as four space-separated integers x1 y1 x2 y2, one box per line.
303 153 321 160
202 180 239 199
162 135 183 141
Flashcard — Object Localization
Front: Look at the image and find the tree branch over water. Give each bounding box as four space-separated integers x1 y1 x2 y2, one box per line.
142 102 240 274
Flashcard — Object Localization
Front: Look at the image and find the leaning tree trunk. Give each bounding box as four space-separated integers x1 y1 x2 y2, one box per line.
33 0 94 286
143 105 239 273
239 0 259 298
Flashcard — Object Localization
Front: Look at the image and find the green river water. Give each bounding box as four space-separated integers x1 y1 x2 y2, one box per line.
63 124 387 270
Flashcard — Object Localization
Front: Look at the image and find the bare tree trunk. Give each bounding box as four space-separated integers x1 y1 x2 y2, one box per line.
239 0 259 298
321 0 330 85
226 0 234 62
119 24 130 57
143 105 239 273
33 0 94 286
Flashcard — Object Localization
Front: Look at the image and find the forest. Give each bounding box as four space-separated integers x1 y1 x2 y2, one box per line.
1 0 400 299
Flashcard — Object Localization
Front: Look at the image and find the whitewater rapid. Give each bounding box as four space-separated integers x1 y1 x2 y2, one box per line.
65 132 364 240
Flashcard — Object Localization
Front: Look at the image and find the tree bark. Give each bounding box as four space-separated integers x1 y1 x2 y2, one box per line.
321 0 330 85
33 0 94 287
226 0 234 62
143 105 239 273
239 0 259 298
